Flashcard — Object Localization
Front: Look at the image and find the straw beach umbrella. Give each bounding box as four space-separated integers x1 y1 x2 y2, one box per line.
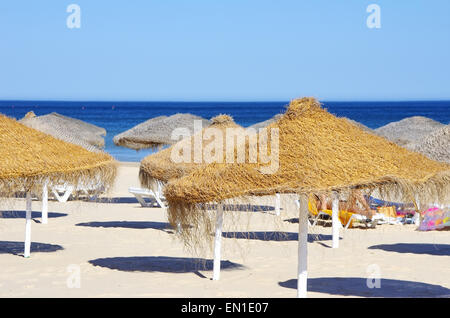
411 125 450 163
375 116 445 147
0 114 117 257
163 97 450 297
138 115 245 208
20 112 107 149
113 113 211 150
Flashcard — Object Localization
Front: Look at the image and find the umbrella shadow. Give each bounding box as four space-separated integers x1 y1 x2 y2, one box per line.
0 241 64 256
368 243 450 256
76 221 174 232
285 217 333 227
204 204 275 213
1 211 68 222
222 231 339 243
89 256 244 277
87 197 156 205
284 218 300 224
278 277 450 297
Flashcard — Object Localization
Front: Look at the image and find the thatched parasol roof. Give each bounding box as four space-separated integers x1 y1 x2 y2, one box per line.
247 114 283 130
139 114 244 190
374 116 445 147
113 114 212 150
164 98 450 234
0 114 117 195
411 125 450 163
20 112 106 148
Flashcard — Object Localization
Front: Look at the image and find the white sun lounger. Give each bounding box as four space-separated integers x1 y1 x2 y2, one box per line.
51 184 75 203
311 210 385 230
343 213 384 229
50 182 105 202
41 181 105 224
128 187 167 209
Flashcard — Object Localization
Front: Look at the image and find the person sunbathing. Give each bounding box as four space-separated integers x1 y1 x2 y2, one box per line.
316 190 376 219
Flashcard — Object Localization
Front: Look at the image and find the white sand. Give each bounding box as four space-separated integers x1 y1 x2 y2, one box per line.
0 163 449 298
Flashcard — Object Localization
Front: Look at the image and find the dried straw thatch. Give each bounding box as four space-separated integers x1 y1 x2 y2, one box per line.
139 114 244 191
113 114 212 150
164 97 450 247
20 112 106 149
411 125 450 163
375 116 445 147
0 114 117 196
248 114 283 130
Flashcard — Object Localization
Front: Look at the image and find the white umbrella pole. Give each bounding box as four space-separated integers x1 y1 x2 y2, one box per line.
297 195 308 298
24 192 32 258
414 196 422 226
275 193 281 216
332 193 340 249
42 181 48 224
213 203 224 281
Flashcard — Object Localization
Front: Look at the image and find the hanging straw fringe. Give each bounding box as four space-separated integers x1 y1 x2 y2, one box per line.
162 97 450 252
0 114 117 196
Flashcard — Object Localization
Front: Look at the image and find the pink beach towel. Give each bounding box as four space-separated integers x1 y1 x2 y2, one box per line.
418 207 450 231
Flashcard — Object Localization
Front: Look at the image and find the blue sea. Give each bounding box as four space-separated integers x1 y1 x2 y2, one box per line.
0 100 449 162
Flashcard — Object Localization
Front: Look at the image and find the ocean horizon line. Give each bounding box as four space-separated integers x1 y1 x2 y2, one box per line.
1 99 448 162
1 99 450 104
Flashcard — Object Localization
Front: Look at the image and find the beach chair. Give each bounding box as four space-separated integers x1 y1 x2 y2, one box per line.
51 184 75 203
50 181 105 202
307 199 381 229
73 182 105 201
41 180 106 224
129 187 167 209
308 199 344 228
344 213 384 229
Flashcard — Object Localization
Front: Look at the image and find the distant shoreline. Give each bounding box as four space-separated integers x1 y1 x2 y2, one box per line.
2 100 449 162
2 99 450 103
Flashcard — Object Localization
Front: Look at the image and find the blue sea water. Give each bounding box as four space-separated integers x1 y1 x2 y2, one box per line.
0 100 449 162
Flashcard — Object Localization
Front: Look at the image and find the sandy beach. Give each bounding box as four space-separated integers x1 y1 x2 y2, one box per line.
0 162 448 298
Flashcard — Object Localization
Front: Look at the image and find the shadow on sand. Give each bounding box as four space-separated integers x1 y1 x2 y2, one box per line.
76 221 174 232
89 256 244 276
75 221 193 233
279 277 450 297
222 231 339 243
1 210 67 220
202 204 275 213
0 241 64 256
368 243 450 256
88 197 154 205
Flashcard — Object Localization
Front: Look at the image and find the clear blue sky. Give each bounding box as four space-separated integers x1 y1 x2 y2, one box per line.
0 0 449 101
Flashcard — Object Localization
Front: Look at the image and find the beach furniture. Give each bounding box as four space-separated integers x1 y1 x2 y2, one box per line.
20 111 107 149
138 115 244 207
374 116 445 148
308 199 385 229
163 97 450 298
49 183 74 203
308 198 347 228
113 113 211 150
39 181 107 224
137 115 283 216
411 124 450 164
129 186 167 208
0 114 117 257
